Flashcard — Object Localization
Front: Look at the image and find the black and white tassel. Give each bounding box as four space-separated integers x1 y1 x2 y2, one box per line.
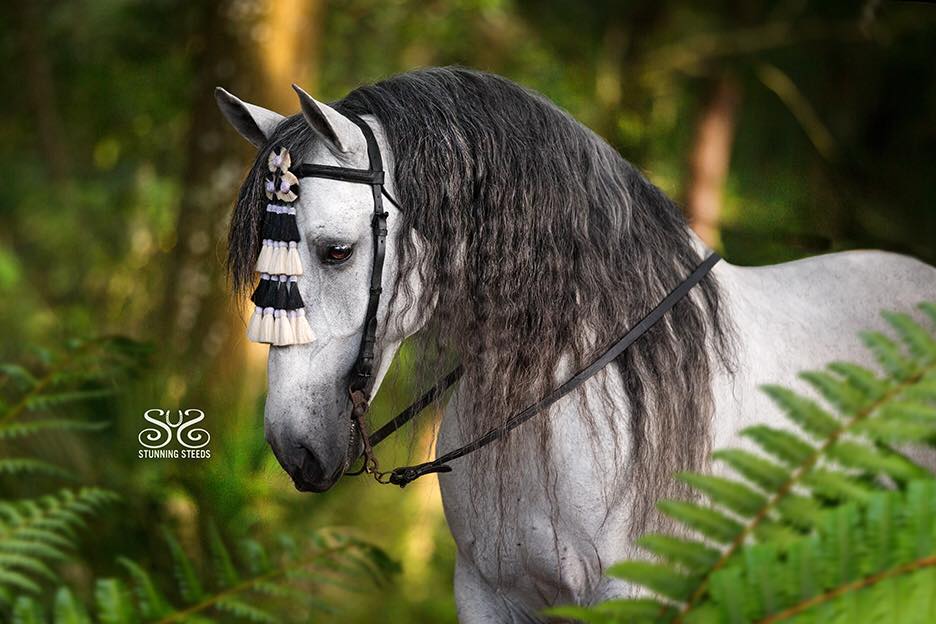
248 147 314 346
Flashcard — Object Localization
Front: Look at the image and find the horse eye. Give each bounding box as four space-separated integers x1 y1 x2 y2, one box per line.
323 244 353 265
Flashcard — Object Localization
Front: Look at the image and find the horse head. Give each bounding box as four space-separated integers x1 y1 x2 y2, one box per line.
217 86 425 492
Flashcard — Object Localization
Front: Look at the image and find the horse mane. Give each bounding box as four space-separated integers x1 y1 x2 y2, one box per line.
228 67 734 545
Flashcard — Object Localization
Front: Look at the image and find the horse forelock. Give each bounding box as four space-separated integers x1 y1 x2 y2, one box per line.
228 67 735 544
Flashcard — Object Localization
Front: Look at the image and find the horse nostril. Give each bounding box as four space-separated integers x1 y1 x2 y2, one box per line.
296 445 325 484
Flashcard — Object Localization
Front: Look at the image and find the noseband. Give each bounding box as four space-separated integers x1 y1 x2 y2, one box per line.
281 110 721 488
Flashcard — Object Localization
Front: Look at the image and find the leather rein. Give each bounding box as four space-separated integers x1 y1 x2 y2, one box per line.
290 110 721 488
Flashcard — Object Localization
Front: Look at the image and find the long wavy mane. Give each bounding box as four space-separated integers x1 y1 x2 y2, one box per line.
229 67 734 543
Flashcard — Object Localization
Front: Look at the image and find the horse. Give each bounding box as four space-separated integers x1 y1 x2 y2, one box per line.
217 67 936 622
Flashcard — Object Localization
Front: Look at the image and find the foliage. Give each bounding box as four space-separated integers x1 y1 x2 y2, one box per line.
549 303 936 623
0 338 399 622
2 0 936 621
0 338 148 603
10 525 398 624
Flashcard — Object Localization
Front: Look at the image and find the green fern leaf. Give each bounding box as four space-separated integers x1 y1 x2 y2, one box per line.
827 362 889 402
0 568 41 594
853 418 935 444
95 579 136 624
0 364 38 390
802 468 875 503
707 565 753 624
657 500 742 543
775 494 825 529
53 587 91 624
11 596 45 624
117 558 172 620
877 401 936 425
920 302 936 327
553 598 677 623
902 481 935 558
0 419 108 441
861 330 917 380
0 537 68 562
883 311 936 364
712 449 789 491
25 389 116 411
237 539 270 576
206 522 239 588
215 598 279 624
162 527 204 602
250 579 309 600
762 385 841 436
751 520 802 547
0 458 72 480
865 490 899 572
801 370 868 413
827 440 929 481
606 561 696 601
637 534 721 573
546 599 670 624
10 527 75 551
902 376 936 403
741 425 815 467
677 472 767 516
0 552 57 582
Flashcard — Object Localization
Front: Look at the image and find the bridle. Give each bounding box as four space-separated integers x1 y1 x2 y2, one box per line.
288 109 398 478
287 110 721 488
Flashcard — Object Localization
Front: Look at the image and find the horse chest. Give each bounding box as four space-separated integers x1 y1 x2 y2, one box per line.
437 380 633 610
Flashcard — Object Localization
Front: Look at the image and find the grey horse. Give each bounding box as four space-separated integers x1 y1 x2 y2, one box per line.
218 68 936 622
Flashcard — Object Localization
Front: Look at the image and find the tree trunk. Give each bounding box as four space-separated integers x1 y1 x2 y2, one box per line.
160 0 325 399
16 1 69 181
685 75 742 248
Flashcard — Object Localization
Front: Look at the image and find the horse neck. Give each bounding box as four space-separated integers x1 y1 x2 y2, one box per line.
443 350 634 512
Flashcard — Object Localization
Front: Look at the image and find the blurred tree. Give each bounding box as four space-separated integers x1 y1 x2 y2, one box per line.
685 73 742 247
161 0 325 401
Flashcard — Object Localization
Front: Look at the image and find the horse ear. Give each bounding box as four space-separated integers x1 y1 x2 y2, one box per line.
215 87 285 148
291 84 364 156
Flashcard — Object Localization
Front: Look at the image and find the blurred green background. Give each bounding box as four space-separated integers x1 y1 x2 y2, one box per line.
1 0 935 621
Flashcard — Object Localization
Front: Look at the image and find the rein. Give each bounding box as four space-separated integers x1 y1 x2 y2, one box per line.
357 252 720 487
285 110 721 488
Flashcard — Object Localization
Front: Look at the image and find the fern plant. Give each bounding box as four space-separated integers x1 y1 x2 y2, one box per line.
0 337 149 603
9 524 398 624
549 303 936 623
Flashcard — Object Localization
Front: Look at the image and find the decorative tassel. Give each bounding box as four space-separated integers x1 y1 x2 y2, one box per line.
262 209 279 240
286 277 303 310
259 307 275 343
291 309 315 344
283 210 300 242
271 244 283 274
274 310 297 346
248 147 313 346
251 273 272 307
256 240 273 273
286 242 303 275
274 276 288 310
246 307 263 342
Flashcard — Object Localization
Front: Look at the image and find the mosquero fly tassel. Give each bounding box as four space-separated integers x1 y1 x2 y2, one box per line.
248 147 314 346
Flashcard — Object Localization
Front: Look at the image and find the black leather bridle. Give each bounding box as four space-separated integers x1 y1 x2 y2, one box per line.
290 110 721 488
289 110 398 478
